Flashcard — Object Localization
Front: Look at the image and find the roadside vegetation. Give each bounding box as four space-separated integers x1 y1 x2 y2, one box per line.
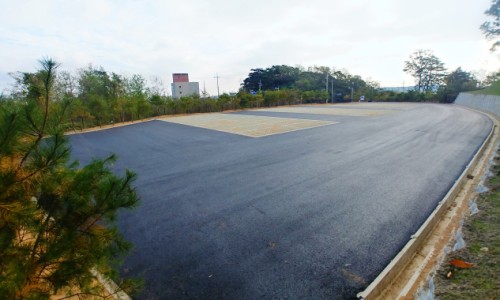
0 58 140 299
471 80 500 96
434 148 500 299
1 57 494 132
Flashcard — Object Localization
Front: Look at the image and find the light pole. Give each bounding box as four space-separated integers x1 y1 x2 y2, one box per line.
325 72 329 102
331 79 334 103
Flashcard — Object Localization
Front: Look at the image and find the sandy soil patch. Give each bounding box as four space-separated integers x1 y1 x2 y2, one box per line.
258 106 396 116
157 113 336 137
329 102 418 110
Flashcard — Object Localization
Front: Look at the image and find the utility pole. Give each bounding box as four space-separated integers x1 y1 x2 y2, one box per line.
214 73 220 98
202 81 208 98
326 73 329 103
258 80 262 93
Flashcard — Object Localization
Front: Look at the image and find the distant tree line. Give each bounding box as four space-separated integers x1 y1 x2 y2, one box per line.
2 63 379 130
242 62 497 104
1 57 498 131
241 65 380 103
402 49 496 103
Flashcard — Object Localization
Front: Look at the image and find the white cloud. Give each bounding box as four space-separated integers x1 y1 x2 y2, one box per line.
0 0 498 94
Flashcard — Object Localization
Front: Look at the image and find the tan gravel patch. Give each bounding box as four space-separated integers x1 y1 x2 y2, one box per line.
158 113 336 137
259 106 395 116
330 102 418 110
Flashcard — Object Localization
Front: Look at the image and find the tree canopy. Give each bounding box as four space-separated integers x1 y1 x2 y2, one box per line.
481 0 500 51
242 65 302 91
0 58 140 299
437 68 479 103
241 64 380 102
404 49 447 93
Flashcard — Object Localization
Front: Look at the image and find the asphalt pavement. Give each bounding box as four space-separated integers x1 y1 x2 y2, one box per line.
69 103 491 299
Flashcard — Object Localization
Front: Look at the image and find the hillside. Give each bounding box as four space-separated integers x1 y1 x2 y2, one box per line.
470 81 500 96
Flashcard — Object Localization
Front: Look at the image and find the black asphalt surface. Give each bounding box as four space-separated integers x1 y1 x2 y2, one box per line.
69 104 491 299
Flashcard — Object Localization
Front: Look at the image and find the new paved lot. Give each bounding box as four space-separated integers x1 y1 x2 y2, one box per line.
69 103 491 299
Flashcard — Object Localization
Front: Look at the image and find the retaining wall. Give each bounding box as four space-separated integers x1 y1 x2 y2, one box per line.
455 92 500 116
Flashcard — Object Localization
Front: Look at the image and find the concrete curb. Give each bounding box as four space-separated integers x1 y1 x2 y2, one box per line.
356 107 497 299
91 268 132 300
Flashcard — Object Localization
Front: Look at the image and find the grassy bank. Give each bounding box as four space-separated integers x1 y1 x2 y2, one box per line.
434 149 500 299
470 81 500 96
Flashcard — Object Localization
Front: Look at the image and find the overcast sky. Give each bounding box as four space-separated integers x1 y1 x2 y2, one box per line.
1 0 498 96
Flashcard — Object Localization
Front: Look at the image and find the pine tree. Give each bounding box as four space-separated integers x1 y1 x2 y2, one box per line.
481 0 500 51
0 58 140 299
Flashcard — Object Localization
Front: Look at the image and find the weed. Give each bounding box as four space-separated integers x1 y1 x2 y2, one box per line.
434 150 500 299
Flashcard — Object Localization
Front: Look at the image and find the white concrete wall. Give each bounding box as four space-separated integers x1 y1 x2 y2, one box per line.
455 92 500 117
171 82 200 99
189 82 200 96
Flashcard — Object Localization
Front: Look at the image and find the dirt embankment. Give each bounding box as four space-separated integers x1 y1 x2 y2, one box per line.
434 150 500 299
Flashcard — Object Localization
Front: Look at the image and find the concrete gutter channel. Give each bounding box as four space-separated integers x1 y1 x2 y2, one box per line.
358 93 500 299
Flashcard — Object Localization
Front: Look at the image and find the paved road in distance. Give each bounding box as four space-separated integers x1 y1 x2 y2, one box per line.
69 103 491 299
